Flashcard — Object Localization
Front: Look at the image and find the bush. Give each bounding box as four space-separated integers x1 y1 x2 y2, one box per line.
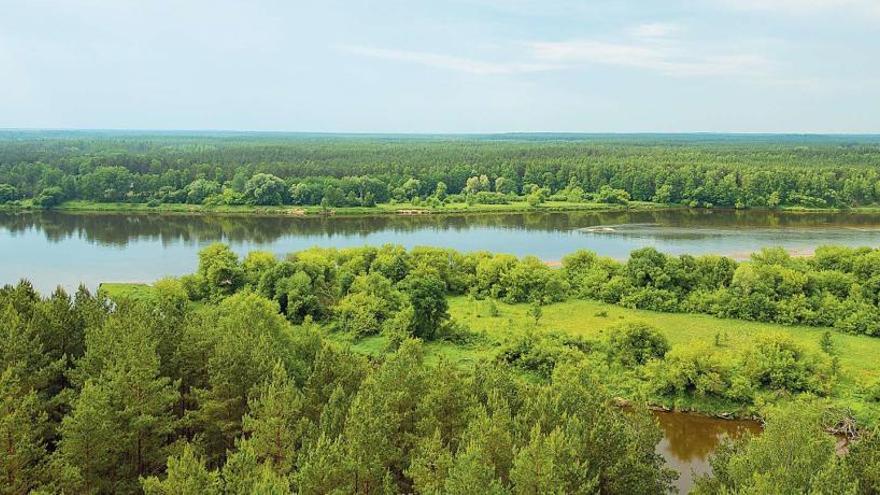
35 186 65 208
606 322 670 366
497 332 584 377
741 333 835 395
595 185 630 204
647 343 744 400
0 183 17 203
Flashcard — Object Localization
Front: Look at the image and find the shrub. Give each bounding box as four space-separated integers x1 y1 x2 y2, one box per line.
595 185 630 204
606 322 670 366
741 333 835 395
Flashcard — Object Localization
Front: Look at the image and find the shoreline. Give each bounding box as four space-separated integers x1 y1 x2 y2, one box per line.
3 199 880 219
0 199 668 218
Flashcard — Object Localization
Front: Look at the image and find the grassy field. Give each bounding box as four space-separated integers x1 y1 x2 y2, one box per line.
447 297 880 383
343 296 880 420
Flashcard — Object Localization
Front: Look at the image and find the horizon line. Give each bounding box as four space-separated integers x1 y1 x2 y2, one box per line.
1 128 879 137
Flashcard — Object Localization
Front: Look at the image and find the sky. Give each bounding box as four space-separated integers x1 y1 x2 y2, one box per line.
1 0 878 133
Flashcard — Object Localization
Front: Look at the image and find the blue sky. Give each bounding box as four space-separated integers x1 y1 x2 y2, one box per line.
1 0 878 133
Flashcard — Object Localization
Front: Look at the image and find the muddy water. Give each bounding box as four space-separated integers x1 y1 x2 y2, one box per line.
654 411 761 493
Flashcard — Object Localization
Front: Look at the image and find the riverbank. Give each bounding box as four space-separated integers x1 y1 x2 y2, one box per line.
7 198 880 218
0 197 880 221
1 198 672 217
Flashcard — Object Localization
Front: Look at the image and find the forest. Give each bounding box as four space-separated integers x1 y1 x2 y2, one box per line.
2 132 880 210
5 242 880 494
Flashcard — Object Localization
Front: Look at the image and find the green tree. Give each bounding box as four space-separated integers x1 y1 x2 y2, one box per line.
197 243 244 298
444 440 508 495
188 292 299 465
35 186 64 208
141 444 221 495
244 173 287 205
606 322 670 366
693 403 856 494
54 309 180 493
239 363 309 477
433 181 448 201
0 183 17 203
407 429 453 495
184 179 222 204
399 272 449 340
0 370 49 495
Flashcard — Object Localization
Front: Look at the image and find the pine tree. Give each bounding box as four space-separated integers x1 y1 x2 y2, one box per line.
444 440 508 495
342 340 428 491
187 293 293 464
221 442 291 495
295 433 351 495
141 444 221 495
406 429 453 495
53 309 179 493
0 369 49 495
510 425 581 495
240 362 310 476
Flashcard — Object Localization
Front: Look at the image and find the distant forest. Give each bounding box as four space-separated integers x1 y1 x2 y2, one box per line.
2 132 880 209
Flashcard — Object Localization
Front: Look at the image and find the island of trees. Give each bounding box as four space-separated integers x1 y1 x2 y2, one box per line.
2 132 880 212
5 242 880 493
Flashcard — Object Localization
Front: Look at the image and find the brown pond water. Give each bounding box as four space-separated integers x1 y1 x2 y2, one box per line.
655 411 762 493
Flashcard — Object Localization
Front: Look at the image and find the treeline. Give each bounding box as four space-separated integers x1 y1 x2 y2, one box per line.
184 243 880 337
2 134 880 208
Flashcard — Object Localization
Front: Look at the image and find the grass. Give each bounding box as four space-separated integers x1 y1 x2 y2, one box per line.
3 198 670 217
98 282 157 303
448 296 880 420
9 198 880 217
448 297 880 383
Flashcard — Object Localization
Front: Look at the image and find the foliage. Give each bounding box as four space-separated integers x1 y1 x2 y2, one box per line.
693 403 858 494
3 133 880 211
606 322 670 366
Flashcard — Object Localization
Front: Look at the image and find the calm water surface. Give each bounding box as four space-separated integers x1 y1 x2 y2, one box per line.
655 411 761 493
4 209 880 292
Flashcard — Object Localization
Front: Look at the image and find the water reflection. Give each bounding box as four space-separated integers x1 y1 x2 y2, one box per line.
4 209 880 293
655 411 761 494
6 209 880 247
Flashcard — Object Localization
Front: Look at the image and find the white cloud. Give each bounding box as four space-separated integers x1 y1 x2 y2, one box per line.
527 39 771 77
346 22 776 81
342 45 559 75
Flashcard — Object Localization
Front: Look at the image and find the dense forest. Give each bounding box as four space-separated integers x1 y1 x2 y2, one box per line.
4 253 880 494
2 132 880 209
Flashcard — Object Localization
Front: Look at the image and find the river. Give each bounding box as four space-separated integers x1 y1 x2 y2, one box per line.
3 209 880 293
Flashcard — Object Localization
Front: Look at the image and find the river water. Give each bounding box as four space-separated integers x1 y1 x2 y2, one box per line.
1 208 868 492
3 209 880 293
